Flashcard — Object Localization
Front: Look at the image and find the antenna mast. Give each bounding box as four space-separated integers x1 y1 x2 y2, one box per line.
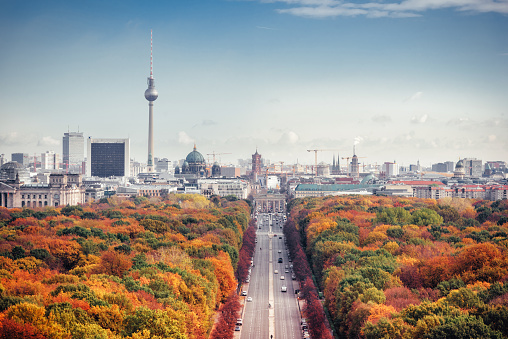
150 29 153 78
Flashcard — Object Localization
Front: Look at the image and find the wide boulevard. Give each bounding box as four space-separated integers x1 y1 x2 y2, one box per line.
239 212 303 339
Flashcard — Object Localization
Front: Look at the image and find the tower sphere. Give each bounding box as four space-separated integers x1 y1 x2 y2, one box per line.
145 79 158 101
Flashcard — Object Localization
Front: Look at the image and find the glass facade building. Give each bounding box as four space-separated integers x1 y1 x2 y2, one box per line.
86 138 130 177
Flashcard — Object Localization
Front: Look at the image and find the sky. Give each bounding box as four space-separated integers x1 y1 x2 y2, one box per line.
0 0 507 168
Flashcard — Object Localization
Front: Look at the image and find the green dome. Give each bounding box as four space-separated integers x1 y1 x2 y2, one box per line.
186 145 205 164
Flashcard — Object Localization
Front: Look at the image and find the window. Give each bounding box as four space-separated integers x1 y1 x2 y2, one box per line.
22 195 25 199
44 201 48 206
39 195 41 199
22 201 25 207
27 201 31 207
33 195 36 199
39 201 42 207
45 195 47 199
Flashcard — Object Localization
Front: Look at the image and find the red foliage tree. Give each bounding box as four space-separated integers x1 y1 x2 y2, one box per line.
384 287 421 311
209 293 241 339
235 220 256 284
97 250 132 277
0 318 47 339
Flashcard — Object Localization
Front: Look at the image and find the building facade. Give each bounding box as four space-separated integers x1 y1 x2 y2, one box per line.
462 158 482 177
86 138 130 177
41 151 60 170
63 132 84 170
11 153 30 167
0 173 85 208
252 149 262 178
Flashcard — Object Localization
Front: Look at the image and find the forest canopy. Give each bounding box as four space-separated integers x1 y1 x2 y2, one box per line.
0 194 250 339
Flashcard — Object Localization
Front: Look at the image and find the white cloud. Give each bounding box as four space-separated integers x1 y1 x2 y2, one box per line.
410 113 428 124
38 136 59 147
262 0 508 18
354 136 364 145
279 131 300 144
409 91 423 101
192 120 217 128
178 131 194 145
371 114 392 124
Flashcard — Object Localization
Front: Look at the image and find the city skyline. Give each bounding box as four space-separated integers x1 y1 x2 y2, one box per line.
0 0 507 166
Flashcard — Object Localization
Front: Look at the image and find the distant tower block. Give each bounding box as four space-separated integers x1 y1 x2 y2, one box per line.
144 30 158 173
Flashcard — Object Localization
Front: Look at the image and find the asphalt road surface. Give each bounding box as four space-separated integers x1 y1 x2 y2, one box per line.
240 213 302 339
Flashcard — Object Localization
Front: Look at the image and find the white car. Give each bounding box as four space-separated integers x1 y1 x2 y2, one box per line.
278 250 282 253
247 297 252 302
274 270 279 274
280 276 285 280
241 291 247 296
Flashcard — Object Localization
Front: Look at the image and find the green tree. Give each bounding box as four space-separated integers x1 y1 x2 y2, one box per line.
411 208 443 226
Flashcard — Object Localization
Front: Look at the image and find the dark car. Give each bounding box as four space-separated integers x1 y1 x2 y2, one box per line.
278 258 283 263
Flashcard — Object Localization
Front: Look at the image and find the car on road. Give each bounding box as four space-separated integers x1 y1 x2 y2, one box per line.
236 319 243 325
280 276 285 280
247 297 252 302
278 250 282 253
281 286 287 292
274 270 279 274
278 258 283 263
241 291 247 296
235 326 241 331
285 270 289 273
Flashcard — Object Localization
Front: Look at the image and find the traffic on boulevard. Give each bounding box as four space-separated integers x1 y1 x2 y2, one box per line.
237 211 308 339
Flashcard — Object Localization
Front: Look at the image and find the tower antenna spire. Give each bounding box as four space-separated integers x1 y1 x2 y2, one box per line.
150 29 153 78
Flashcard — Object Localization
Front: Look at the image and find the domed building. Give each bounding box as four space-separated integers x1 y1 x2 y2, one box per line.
453 159 466 179
0 162 30 183
181 145 207 177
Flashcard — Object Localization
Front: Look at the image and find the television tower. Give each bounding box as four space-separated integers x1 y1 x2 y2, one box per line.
144 29 158 173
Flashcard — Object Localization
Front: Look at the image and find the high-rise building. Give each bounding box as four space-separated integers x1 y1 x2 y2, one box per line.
145 30 158 173
11 153 29 167
462 158 482 177
41 151 60 170
63 132 84 170
383 161 399 177
86 138 130 177
432 162 448 172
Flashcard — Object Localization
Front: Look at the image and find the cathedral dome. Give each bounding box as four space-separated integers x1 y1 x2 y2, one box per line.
186 145 205 164
455 160 464 169
1 161 24 170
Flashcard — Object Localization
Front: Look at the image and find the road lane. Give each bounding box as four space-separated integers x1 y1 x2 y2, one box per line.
241 212 302 339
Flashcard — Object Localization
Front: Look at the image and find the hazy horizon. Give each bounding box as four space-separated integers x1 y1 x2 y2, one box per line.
1 0 507 167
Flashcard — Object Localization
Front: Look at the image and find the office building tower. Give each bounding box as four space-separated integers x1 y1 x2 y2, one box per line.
41 151 60 170
63 132 84 169
462 158 482 177
11 153 29 167
86 138 130 177
144 30 158 173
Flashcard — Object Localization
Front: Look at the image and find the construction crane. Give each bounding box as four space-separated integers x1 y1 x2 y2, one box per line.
206 151 232 165
306 149 341 176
